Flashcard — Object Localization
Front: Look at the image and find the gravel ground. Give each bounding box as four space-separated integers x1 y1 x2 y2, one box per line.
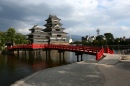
11 61 103 86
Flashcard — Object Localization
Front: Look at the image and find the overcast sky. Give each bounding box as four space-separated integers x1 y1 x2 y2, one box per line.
0 0 130 38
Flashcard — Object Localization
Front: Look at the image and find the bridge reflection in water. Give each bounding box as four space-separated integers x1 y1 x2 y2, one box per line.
0 50 95 86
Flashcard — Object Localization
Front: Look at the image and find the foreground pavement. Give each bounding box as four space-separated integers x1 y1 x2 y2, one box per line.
12 54 130 86
12 60 103 86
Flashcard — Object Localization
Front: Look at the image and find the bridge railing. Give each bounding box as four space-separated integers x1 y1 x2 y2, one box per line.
44 44 101 54
32 44 45 49
96 48 104 60
106 47 114 54
45 44 104 60
7 44 33 49
7 44 47 49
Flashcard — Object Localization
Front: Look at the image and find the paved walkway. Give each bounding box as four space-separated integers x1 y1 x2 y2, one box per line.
98 53 121 65
98 54 130 86
12 54 130 86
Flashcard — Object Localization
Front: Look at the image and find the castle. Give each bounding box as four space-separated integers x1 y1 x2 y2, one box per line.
28 15 68 44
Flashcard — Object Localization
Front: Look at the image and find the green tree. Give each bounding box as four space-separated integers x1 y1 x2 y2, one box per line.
0 31 7 50
104 33 114 41
0 28 30 52
92 40 98 45
96 35 104 41
104 33 114 45
6 28 16 45
15 33 28 44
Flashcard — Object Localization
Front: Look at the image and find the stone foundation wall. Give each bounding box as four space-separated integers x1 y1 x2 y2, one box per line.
33 42 69 45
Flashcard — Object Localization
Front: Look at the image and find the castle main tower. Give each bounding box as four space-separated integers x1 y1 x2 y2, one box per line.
43 15 68 44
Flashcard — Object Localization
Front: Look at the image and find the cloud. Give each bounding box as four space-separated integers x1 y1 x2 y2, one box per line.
17 28 30 35
0 0 130 38
120 26 129 31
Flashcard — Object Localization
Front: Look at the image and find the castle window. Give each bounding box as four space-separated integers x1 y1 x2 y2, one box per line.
56 29 60 31
57 35 61 37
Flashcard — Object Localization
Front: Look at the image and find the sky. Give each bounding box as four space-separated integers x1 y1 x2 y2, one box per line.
0 0 130 38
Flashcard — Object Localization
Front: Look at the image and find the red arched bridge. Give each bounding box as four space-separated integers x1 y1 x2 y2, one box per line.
7 44 114 60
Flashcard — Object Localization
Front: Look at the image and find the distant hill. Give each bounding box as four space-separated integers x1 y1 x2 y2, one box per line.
67 35 82 42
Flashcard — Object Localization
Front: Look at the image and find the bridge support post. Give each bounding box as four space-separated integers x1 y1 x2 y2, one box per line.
45 50 48 61
35 49 38 57
58 50 65 62
39 49 41 56
59 52 61 62
9 50 14 55
77 55 79 62
33 49 36 58
75 52 83 62
21 49 24 57
29 49 31 58
81 54 83 61
36 49 40 58
48 50 51 60
63 51 65 62
45 49 51 61
12 50 14 55
17 49 19 57
24 49 26 58
33 49 35 58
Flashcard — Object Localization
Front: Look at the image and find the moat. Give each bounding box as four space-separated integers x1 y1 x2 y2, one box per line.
0 50 95 86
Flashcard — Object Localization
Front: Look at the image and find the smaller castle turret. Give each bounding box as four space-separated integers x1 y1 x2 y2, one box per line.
28 25 49 44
